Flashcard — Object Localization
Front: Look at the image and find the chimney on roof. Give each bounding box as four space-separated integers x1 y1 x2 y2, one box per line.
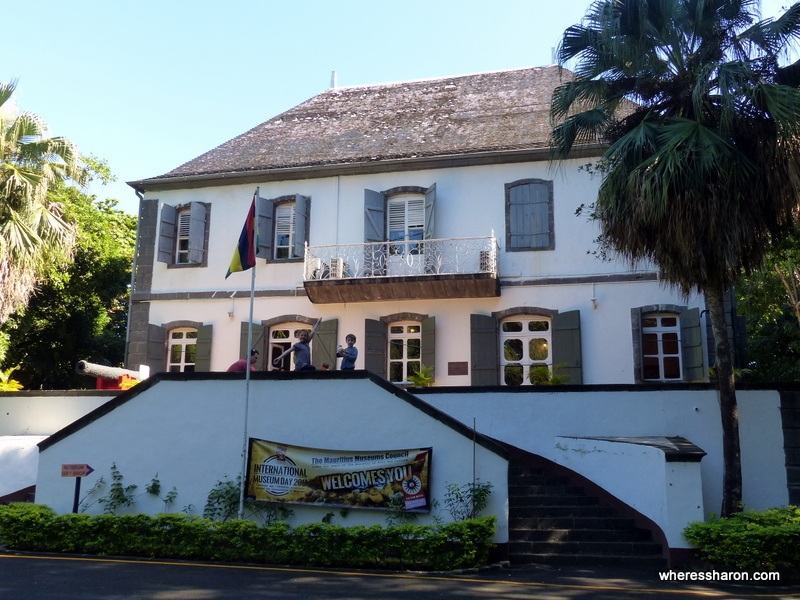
330 71 337 89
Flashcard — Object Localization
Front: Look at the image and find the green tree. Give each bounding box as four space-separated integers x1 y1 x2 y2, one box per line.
737 230 800 381
550 0 800 516
0 79 86 323
0 181 136 389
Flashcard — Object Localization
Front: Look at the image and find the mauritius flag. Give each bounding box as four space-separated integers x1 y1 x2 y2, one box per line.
225 192 257 278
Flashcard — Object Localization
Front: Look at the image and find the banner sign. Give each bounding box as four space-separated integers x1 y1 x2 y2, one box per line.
246 439 432 512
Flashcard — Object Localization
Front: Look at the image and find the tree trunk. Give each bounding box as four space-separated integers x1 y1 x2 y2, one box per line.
705 285 742 517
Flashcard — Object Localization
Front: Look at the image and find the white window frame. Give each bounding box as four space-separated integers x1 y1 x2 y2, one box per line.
274 202 296 260
388 321 422 384
641 312 683 381
175 209 191 264
268 322 313 371
167 327 198 372
387 195 425 254
500 316 552 386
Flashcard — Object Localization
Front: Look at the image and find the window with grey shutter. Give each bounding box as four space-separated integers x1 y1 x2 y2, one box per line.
680 307 704 381
256 195 273 259
421 316 436 382
552 310 582 384
157 204 177 263
364 190 386 276
194 324 213 372
157 202 209 266
146 324 167 372
470 314 499 386
187 202 207 263
292 194 309 259
505 179 554 251
313 318 338 369
364 318 387 377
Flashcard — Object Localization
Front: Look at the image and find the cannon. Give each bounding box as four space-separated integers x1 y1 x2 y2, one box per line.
75 360 148 390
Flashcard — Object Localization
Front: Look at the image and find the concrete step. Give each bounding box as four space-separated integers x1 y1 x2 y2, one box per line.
509 539 663 556
510 552 667 569
509 494 598 507
510 527 653 543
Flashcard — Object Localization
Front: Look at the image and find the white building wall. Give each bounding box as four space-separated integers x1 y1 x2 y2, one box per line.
420 387 788 534
136 157 703 384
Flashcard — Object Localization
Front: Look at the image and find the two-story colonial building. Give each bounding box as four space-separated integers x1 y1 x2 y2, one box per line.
126 65 709 386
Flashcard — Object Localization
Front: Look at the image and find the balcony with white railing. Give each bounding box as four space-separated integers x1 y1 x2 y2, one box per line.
303 234 500 303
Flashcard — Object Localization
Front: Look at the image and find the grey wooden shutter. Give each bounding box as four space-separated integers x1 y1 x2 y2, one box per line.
421 316 435 382
256 195 273 259
157 204 177 263
187 202 207 264
239 322 265 370
293 194 310 259
364 318 387 377
508 181 552 250
364 190 385 242
195 324 213 372
552 310 582 384
680 307 705 381
364 190 386 276
470 314 499 386
313 318 338 369
529 182 551 249
631 307 644 383
424 184 436 240
146 324 167 372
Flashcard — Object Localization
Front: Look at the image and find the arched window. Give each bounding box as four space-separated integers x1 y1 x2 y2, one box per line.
388 321 422 383
641 312 682 381
269 322 314 371
500 316 552 386
167 327 198 372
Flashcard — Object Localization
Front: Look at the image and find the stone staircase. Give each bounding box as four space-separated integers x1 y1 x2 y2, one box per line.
508 461 667 569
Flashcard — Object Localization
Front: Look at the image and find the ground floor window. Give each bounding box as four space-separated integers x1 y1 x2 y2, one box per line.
168 328 197 372
269 323 314 371
641 313 682 381
388 321 421 383
500 316 551 386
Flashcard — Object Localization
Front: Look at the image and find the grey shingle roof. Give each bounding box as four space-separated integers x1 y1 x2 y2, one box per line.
138 65 570 184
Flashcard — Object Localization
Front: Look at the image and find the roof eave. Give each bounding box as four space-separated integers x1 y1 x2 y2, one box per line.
127 144 605 193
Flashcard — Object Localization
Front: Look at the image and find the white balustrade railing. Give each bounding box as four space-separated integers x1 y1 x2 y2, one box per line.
304 235 498 281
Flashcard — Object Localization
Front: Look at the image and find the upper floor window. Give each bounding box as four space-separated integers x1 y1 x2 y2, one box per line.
505 179 554 251
365 185 435 246
158 202 209 266
274 203 296 259
168 328 197 372
388 195 425 254
500 316 551 385
364 186 435 276
256 194 309 261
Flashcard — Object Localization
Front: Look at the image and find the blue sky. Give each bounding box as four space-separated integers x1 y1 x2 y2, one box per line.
2 0 793 214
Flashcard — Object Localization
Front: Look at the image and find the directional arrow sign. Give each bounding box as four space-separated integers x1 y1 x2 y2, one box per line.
61 464 94 478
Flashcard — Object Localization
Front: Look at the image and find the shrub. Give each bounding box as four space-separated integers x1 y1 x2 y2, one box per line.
0 503 496 571
684 506 800 572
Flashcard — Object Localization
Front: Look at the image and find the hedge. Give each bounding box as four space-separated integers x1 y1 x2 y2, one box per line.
0 503 496 571
683 506 800 572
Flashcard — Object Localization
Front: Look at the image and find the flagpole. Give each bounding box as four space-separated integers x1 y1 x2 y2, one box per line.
238 187 258 519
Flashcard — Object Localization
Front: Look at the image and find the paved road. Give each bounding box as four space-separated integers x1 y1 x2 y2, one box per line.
1 553 797 599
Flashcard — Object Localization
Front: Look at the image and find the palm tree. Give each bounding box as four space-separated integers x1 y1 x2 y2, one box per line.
550 0 800 516
0 79 86 323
